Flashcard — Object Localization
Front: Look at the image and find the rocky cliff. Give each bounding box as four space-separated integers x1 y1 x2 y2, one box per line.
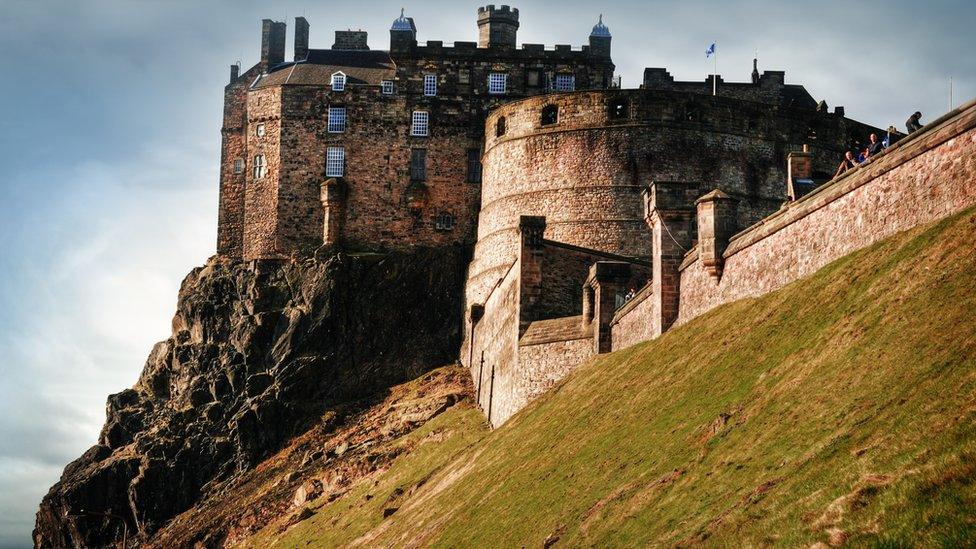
34 247 467 548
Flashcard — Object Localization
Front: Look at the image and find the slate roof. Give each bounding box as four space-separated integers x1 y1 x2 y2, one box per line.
255 49 396 88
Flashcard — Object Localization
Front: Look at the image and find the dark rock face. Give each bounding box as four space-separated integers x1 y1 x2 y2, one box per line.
34 248 466 548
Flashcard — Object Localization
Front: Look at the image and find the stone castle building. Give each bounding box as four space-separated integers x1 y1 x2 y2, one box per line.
214 6 976 427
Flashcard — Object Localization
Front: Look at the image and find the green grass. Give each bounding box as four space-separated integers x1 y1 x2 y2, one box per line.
252 207 976 548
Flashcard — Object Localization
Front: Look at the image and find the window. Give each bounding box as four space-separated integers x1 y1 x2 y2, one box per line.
331 72 346 91
495 116 506 137
381 80 395 95
255 123 266 137
423 74 437 96
328 107 347 133
488 73 507 95
541 104 558 126
326 147 345 177
411 111 429 137
526 69 541 88
252 155 266 179
466 149 482 183
410 149 427 182
554 74 575 92
458 69 470 85
434 212 455 231
233 158 244 174
609 98 628 119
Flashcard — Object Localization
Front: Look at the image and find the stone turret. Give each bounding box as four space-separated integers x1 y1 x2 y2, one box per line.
588 14 611 59
390 8 417 52
477 5 519 48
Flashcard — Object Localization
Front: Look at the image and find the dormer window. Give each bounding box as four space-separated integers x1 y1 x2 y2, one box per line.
488 73 507 95
331 72 346 91
495 116 506 137
541 105 558 126
423 74 437 96
381 80 395 95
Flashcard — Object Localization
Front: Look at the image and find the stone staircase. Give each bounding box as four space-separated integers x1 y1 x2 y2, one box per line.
520 315 592 346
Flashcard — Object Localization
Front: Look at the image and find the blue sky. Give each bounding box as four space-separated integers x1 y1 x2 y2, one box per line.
0 0 972 546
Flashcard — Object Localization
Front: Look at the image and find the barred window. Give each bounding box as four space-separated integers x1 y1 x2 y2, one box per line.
252 155 266 179
411 111 429 137
488 73 507 95
410 149 427 182
423 74 437 96
233 158 244 174
434 212 455 231
466 149 482 183
331 72 346 91
381 80 394 95
554 74 575 92
328 107 346 133
326 147 345 177
255 123 266 137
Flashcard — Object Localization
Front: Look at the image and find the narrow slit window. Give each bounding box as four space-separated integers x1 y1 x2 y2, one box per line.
495 116 506 137
410 149 427 182
466 149 482 183
326 147 345 177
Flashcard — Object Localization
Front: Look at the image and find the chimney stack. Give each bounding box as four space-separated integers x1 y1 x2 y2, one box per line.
260 19 286 67
294 17 309 61
787 144 815 201
229 63 239 84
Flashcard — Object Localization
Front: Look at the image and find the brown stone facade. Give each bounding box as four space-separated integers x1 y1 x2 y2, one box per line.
217 6 614 260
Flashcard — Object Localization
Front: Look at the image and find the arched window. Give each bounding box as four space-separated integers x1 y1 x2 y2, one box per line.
496 116 507 137
331 71 346 91
609 98 628 119
541 105 558 126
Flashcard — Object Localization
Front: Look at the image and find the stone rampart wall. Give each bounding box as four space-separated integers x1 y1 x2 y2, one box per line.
609 282 657 351
677 99 976 325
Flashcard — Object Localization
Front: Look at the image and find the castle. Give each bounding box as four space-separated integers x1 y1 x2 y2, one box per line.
216 6 976 426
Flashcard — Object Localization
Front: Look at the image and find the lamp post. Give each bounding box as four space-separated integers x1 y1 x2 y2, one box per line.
65 509 128 549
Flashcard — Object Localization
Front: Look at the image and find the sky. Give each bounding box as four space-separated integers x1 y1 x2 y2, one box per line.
0 0 972 546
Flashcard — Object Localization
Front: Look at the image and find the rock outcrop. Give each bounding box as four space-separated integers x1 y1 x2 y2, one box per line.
34 247 466 548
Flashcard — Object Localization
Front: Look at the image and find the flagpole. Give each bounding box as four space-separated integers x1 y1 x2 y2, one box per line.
713 45 717 96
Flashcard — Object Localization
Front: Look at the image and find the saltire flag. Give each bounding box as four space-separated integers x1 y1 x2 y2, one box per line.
705 43 716 58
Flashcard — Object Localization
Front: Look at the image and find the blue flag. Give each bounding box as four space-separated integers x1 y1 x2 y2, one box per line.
706 43 716 58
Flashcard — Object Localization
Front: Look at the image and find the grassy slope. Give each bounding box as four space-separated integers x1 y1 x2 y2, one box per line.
251 207 976 548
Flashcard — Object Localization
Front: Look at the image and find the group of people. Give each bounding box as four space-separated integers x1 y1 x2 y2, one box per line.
834 111 924 178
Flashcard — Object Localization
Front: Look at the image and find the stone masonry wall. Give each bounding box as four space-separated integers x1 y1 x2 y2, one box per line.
676 100 976 326
466 88 878 322
468 260 520 426
609 282 656 351
242 87 283 259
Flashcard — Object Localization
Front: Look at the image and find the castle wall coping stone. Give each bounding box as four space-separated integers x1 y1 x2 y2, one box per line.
724 97 976 259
